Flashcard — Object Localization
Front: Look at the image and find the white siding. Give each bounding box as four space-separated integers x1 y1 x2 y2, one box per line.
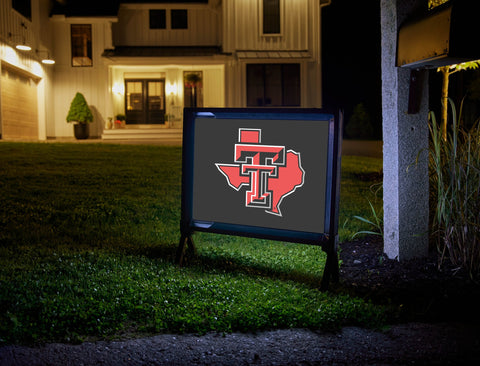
0 0 36 53
0 0 55 140
113 5 220 46
51 20 111 137
223 0 312 52
222 0 323 108
0 0 52 77
203 67 225 107
53 68 108 138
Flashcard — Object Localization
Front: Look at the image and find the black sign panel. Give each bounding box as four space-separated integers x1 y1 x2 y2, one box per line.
180 108 342 246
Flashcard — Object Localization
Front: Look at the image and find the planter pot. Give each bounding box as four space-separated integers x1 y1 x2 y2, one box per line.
74 123 89 140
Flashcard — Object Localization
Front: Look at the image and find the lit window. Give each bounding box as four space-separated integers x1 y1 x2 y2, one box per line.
71 25 92 67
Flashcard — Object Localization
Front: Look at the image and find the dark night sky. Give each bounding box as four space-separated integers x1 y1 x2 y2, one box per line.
322 0 382 139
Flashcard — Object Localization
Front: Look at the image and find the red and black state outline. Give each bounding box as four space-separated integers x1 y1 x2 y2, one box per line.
216 128 305 217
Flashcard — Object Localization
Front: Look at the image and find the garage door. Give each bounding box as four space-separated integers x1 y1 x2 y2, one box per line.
1 64 38 140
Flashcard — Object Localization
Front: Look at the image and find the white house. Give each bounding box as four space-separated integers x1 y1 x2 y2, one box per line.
0 0 330 141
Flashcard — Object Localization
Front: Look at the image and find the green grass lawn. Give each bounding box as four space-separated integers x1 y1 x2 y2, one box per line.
0 142 383 344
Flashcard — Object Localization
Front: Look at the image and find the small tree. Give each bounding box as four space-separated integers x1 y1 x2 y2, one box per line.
66 92 93 124
437 61 480 141
345 103 374 140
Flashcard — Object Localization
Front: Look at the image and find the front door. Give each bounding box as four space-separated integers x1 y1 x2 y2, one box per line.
125 79 165 124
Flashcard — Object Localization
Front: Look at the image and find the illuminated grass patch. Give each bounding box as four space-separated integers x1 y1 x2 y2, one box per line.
0 143 384 344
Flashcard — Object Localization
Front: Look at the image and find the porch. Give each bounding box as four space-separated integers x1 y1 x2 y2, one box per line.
102 125 182 143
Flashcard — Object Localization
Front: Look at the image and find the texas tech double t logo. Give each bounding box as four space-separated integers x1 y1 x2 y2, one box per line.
216 128 305 216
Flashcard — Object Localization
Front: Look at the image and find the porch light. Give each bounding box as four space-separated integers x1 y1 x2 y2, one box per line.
16 42 31 51
166 82 178 95
37 50 55 64
112 82 125 95
41 55 55 64
8 32 31 51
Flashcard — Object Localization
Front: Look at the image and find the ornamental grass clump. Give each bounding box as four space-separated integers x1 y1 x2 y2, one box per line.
429 99 480 279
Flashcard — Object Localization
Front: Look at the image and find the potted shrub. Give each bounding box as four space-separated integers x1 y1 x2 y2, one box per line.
66 92 93 139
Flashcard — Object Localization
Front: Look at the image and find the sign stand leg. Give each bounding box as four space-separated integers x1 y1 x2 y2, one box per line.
320 240 340 291
176 234 197 266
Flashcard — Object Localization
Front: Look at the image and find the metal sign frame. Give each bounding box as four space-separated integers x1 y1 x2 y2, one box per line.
177 108 342 289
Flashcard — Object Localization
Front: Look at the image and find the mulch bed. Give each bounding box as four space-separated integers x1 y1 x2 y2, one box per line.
337 236 480 323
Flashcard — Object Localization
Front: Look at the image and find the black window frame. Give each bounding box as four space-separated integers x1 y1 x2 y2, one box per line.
71 24 93 67
12 0 31 21
171 9 188 29
262 0 281 35
149 9 166 29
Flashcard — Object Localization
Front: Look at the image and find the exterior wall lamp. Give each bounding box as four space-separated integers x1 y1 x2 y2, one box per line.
8 32 31 51
36 50 55 65
166 82 178 96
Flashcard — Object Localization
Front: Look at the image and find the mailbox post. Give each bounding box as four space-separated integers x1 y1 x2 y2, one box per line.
381 0 430 261
381 0 479 261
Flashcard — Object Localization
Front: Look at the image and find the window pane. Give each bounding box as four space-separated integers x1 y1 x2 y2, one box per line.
71 24 92 67
264 65 282 106
263 0 280 34
246 63 300 107
282 64 301 106
148 81 165 111
247 65 265 106
149 9 166 29
12 0 31 20
171 9 188 29
126 81 143 111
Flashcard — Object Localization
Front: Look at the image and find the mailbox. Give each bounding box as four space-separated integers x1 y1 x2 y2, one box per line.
397 1 480 68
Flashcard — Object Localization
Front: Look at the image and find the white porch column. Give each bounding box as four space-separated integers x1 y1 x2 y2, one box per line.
381 0 429 260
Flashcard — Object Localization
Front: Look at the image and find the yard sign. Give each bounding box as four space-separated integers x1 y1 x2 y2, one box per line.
178 108 342 289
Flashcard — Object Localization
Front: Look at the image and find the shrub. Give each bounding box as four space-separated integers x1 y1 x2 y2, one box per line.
345 103 374 140
429 99 480 279
66 93 93 124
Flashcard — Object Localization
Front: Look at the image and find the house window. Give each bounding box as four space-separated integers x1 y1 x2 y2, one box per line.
184 71 203 108
12 0 31 20
247 64 300 107
263 0 281 34
171 9 188 29
71 25 92 67
150 9 166 29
